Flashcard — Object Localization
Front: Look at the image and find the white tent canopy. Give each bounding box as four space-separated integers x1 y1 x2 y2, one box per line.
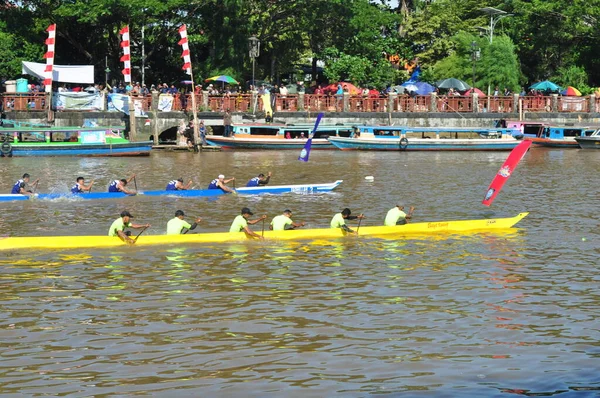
21 61 94 84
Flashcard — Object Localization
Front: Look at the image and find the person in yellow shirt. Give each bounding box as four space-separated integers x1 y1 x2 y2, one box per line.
269 209 305 231
166 210 202 235
384 203 415 226
108 211 150 244
330 208 364 233
229 207 267 238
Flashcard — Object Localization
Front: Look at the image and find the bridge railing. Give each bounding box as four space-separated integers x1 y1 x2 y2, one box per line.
1 93 598 114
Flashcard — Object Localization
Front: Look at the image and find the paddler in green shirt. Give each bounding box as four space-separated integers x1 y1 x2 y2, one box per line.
166 210 202 235
229 207 267 239
330 208 364 233
384 203 415 226
108 211 151 244
269 209 305 231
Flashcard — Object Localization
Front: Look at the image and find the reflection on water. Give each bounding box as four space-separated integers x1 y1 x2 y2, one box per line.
1 149 600 395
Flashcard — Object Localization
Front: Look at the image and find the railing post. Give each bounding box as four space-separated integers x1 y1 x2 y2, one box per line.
343 92 350 112
473 93 479 113
430 92 437 112
151 92 159 145
513 93 519 114
202 90 209 110
551 94 558 112
298 92 305 111
589 94 596 113
151 92 159 112
128 95 137 141
388 92 397 113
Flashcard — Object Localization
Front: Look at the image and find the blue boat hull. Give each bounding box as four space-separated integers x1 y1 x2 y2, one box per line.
0 181 343 202
6 142 153 157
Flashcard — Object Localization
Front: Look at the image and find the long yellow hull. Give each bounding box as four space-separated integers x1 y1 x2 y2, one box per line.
0 213 528 251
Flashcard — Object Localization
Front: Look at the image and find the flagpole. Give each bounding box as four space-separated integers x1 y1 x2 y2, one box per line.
188 70 200 147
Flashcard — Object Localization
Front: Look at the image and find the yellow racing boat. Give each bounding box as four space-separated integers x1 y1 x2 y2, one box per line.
0 213 528 250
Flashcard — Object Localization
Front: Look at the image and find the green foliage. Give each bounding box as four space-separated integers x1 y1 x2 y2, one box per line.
0 0 599 90
553 66 591 94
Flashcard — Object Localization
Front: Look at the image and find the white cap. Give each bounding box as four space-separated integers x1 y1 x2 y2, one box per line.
218 174 225 179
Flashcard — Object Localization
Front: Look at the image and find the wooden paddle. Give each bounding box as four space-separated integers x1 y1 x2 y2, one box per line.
133 225 149 242
261 218 265 238
356 215 363 235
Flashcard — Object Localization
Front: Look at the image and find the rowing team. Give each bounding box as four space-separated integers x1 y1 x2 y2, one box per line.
10 172 272 196
110 203 416 244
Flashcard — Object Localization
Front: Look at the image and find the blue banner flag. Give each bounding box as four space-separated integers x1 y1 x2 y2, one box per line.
298 113 324 162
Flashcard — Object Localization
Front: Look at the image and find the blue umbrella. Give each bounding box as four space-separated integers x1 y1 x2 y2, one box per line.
402 81 435 95
529 80 561 92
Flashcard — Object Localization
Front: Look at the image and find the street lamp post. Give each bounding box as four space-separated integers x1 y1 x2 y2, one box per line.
471 41 480 89
248 35 260 115
479 7 513 110
248 36 260 89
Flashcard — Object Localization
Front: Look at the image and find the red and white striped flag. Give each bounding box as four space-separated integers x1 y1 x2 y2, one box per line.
178 25 192 75
119 26 131 83
43 24 56 93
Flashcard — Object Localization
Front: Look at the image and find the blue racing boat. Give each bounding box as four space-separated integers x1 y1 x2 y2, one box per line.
0 180 343 202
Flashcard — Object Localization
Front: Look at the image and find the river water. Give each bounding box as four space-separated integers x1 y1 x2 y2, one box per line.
0 148 599 396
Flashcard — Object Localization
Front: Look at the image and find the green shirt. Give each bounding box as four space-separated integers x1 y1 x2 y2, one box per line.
229 215 248 233
108 217 131 236
330 213 346 228
271 214 293 231
384 207 407 226
166 217 192 235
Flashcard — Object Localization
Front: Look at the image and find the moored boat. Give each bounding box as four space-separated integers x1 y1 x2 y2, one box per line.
525 125 595 148
0 180 343 202
0 125 152 157
328 126 520 151
206 123 353 150
574 128 600 149
0 212 529 250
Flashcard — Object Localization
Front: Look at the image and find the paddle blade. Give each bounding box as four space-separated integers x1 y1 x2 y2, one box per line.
482 140 532 207
298 113 324 162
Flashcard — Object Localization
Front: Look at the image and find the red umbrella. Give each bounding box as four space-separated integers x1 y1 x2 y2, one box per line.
464 87 486 96
323 82 361 95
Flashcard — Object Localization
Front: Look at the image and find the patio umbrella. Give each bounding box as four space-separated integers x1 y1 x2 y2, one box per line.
529 80 560 92
561 86 582 96
205 75 239 84
437 78 471 91
464 87 486 96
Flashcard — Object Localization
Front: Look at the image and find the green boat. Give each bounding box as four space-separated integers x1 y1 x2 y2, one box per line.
0 124 152 157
